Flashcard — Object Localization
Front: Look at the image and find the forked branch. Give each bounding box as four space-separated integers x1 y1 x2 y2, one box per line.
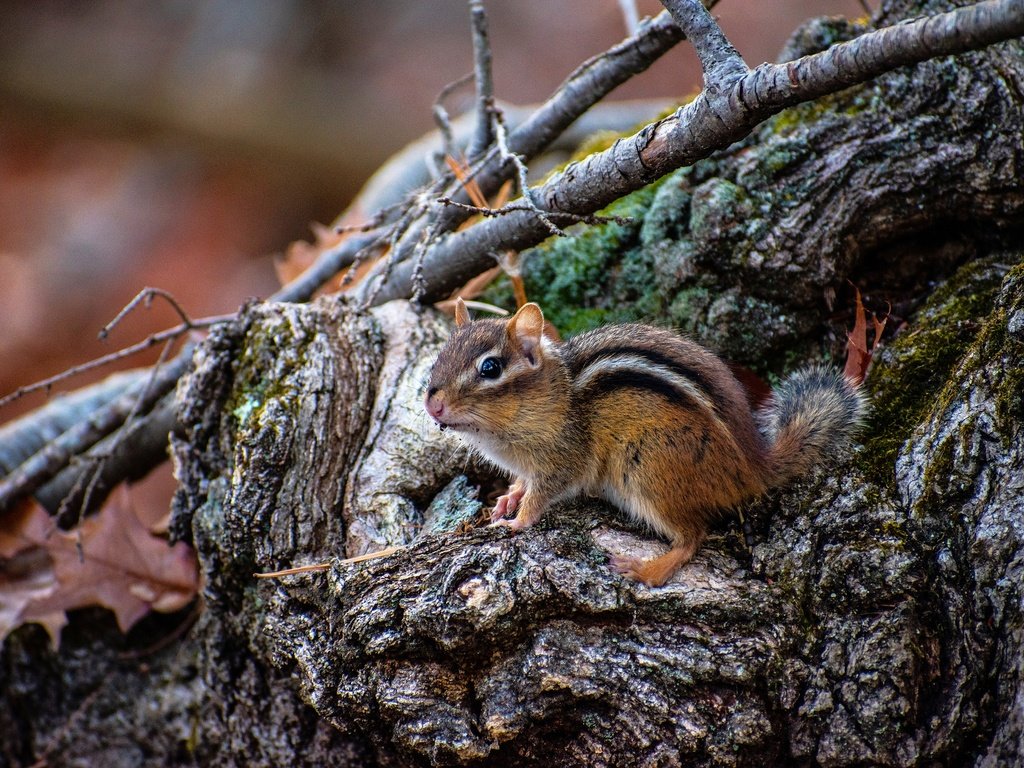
359 0 1024 305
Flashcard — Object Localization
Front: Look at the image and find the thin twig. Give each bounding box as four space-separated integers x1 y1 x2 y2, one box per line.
99 287 194 341
253 546 404 578
436 197 633 227
409 222 444 304
0 315 232 410
334 200 407 234
491 105 566 237
432 72 475 168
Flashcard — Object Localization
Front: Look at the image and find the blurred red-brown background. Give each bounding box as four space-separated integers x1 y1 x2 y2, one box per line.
0 0 864 419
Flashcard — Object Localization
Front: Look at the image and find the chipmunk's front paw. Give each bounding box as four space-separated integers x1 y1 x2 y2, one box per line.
490 485 525 522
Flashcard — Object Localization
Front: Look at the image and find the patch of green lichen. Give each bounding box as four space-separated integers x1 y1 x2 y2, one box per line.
861 254 1022 487
975 261 1024 438
482 177 670 334
770 88 869 137
225 320 303 438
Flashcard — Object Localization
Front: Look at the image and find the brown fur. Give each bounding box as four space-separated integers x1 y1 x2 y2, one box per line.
426 303 862 587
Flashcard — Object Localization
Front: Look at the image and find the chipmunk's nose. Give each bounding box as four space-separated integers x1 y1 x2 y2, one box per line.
425 388 445 419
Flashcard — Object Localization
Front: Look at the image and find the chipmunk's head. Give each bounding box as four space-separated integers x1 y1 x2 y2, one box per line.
425 298 563 452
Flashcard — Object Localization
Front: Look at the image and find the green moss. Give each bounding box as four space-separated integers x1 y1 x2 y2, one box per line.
995 358 1024 432
975 262 1024 437
688 178 754 246
770 93 847 136
861 255 1022 487
483 178 669 334
668 287 713 331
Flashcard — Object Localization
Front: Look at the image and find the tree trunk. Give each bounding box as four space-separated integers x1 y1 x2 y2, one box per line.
3 3 1024 767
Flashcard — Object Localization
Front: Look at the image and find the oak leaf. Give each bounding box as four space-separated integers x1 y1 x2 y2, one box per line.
0 490 199 648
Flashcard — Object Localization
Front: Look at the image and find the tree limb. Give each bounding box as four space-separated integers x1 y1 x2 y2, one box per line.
466 0 495 161
360 0 1024 305
661 0 747 85
0 348 193 512
375 7 698 276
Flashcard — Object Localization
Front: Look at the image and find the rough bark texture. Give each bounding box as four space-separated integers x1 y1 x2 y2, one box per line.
3 3 1024 767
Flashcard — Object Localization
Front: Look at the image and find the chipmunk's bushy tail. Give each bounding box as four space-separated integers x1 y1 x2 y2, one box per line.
759 366 866 486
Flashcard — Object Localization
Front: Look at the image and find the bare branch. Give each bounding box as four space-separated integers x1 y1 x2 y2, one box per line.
340 100 670 226
0 347 193 512
99 287 194 341
491 106 567 238
660 0 747 85
272 231 381 303
0 315 231 410
431 72 474 168
466 0 496 161
0 371 145 476
381 8 695 271
56 338 179 526
39 394 178 521
618 0 641 35
436 197 633 227
361 0 1024 305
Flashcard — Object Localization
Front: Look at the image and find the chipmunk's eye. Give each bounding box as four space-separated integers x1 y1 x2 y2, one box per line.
478 357 503 379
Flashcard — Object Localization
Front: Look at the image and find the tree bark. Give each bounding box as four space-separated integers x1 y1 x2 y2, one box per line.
3 3 1024 767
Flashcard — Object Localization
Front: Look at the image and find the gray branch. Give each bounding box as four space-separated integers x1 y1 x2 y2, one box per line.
661 0 747 85
377 8 694 274
466 0 495 161
361 0 1024 305
0 349 192 512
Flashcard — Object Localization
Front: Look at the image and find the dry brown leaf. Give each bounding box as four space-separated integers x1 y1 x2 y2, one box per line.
844 285 888 386
0 490 199 647
2 499 77 646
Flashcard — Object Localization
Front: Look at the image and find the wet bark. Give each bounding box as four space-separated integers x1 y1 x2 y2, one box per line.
3 2 1024 767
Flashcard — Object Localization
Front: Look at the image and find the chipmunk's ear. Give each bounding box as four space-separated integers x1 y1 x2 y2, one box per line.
509 303 545 366
454 297 471 327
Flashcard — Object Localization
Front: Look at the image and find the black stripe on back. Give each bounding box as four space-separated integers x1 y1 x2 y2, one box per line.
571 346 726 412
579 369 701 410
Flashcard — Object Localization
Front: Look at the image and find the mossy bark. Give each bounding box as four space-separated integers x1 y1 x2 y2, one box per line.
4 1 1024 766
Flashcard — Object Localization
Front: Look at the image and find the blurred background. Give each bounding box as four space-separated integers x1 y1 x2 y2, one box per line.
0 0 865 418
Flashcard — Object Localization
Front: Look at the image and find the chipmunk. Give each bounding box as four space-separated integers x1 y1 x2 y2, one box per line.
424 299 865 587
